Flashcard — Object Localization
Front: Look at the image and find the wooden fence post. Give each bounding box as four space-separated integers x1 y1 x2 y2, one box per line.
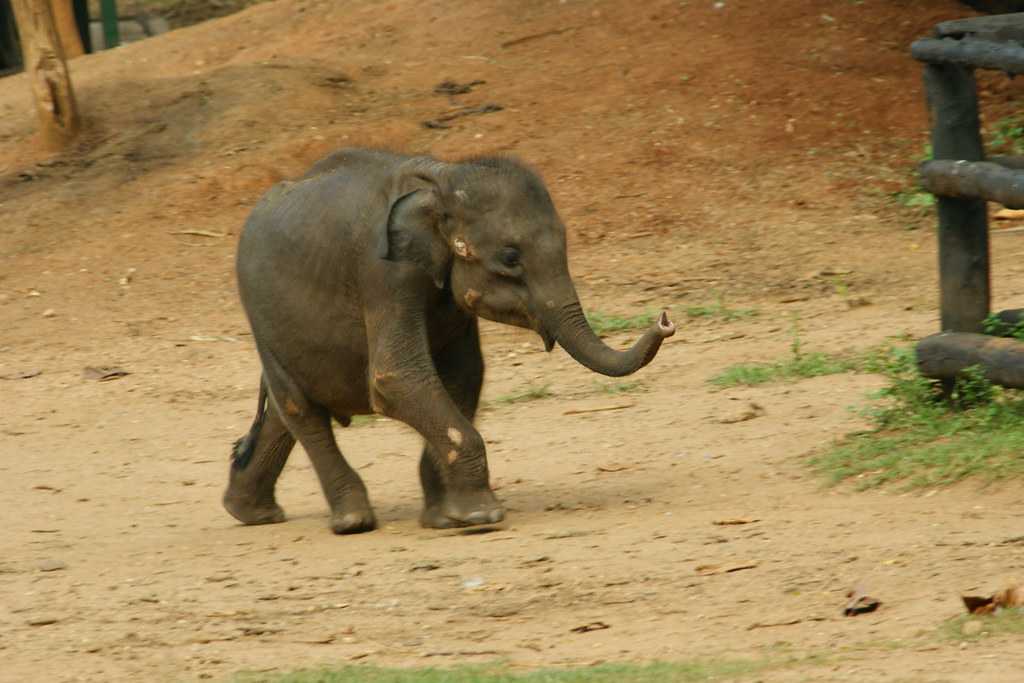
9 0 81 150
923 62 990 333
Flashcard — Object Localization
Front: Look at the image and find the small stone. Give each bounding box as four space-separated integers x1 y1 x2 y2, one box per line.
41 309 56 318
961 619 984 637
38 559 67 572
27 615 59 626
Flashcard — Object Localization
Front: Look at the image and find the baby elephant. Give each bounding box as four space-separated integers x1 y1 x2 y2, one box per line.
224 148 675 534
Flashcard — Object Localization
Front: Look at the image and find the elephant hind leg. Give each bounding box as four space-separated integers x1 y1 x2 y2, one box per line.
256 351 377 535
223 377 295 525
231 379 269 470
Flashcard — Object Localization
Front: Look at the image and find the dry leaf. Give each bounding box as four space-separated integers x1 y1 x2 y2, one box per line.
844 584 881 616
963 585 1024 614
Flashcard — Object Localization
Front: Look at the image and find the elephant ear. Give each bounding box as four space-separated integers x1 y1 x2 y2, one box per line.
376 165 452 289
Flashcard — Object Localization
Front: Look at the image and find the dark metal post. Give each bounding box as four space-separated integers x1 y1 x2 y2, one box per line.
100 0 118 49
923 63 990 333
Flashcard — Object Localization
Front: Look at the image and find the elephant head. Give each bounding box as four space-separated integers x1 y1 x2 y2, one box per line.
377 155 675 377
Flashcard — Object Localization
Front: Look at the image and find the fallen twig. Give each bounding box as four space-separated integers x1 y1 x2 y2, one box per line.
747 616 826 631
713 518 760 526
570 621 610 634
0 370 41 380
171 230 227 238
696 562 759 576
501 27 576 48
422 104 503 130
563 403 634 416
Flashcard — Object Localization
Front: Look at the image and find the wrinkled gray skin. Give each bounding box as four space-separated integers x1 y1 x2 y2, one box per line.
224 148 676 534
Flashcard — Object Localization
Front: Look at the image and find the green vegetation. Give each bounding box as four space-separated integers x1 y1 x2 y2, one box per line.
890 141 935 224
586 298 758 337
585 311 660 336
893 190 935 210
494 383 554 405
710 351 860 388
710 319 861 388
813 347 1024 489
982 313 1024 340
987 114 1024 155
684 298 759 322
234 659 785 683
594 379 646 395
941 610 1024 642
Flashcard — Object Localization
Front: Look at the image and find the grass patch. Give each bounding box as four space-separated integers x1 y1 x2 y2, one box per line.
586 311 659 336
888 142 936 228
941 610 1024 641
813 347 1024 489
982 312 1024 340
593 380 647 395
493 383 554 405
685 299 759 322
711 319 868 388
892 190 935 210
987 114 1024 155
234 659 787 683
711 351 860 388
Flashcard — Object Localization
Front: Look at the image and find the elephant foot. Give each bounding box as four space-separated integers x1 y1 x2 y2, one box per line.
329 499 377 535
223 491 287 526
420 488 505 529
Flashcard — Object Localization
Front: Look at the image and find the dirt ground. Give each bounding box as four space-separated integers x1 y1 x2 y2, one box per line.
4 0 1024 681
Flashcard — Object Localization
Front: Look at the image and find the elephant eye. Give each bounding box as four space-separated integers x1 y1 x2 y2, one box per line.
499 247 521 268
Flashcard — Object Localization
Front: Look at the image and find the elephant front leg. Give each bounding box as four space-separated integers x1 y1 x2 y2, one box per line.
417 320 496 529
369 325 503 528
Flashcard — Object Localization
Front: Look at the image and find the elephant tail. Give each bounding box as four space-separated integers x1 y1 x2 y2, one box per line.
231 378 268 470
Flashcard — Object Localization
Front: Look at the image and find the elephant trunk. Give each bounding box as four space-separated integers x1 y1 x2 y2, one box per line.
537 286 675 377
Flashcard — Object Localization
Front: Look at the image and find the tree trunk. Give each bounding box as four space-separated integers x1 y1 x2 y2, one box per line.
10 0 81 151
49 0 84 59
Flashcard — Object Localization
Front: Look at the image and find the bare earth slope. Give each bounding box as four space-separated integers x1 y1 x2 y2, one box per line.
3 1 1024 681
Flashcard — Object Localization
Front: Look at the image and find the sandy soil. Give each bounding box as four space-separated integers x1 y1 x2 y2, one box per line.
3 1 1024 681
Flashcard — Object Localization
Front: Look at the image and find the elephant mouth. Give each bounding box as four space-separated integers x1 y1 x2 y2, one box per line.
535 324 556 352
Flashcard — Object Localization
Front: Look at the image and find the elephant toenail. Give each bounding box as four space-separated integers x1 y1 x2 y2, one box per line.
447 427 463 445
447 450 458 464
